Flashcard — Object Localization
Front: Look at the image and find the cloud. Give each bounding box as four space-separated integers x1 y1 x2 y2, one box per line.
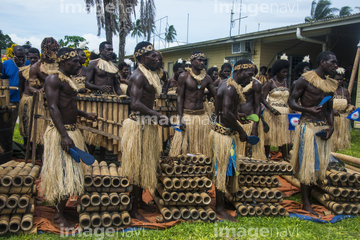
8 34 43 50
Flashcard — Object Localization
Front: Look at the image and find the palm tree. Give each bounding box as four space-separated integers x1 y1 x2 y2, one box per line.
305 0 339 23
339 6 352 17
140 0 156 42
131 19 144 43
165 25 177 48
118 0 137 61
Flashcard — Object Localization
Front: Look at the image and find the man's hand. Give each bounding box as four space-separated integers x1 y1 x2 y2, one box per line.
237 113 251 124
100 85 113 93
239 130 249 142
333 109 340 117
61 135 74 153
250 128 258 137
78 88 88 94
307 106 322 115
158 115 171 127
86 113 97 121
322 128 334 140
271 108 281 116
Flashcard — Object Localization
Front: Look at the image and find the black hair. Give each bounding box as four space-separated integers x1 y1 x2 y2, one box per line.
294 62 311 77
99 41 112 52
13 45 25 53
221 63 232 71
27 48 40 55
271 59 290 76
173 62 184 72
316 51 336 66
233 59 252 72
22 45 31 50
56 47 76 59
268 68 272 74
76 48 85 54
134 41 153 62
260 66 267 72
118 62 129 70
254 65 258 75
207 66 219 76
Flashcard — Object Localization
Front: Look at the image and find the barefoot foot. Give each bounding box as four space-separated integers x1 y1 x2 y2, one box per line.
302 205 320 217
216 207 238 222
138 200 156 212
130 210 150 222
53 212 74 229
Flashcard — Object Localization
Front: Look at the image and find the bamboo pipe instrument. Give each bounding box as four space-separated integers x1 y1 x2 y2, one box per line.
201 177 212 189
159 177 173 189
240 187 253 198
320 179 360 187
101 212 112 228
100 193 110 206
111 212 122 227
342 204 352 215
186 192 195 203
345 163 360 173
187 165 194 174
0 194 6 210
249 187 260 198
83 165 93 187
6 194 20 209
203 206 217 221
170 192 179 202
119 193 130 205
3 79 10 106
153 196 172 221
92 163 102 188
193 193 202 204
239 175 246 184
200 193 211 205
0 215 9 235
90 192 101 206
13 163 32 187
120 178 130 188
0 160 17 168
347 43 360 94
263 188 275 199
112 102 118 149
235 189 244 199
169 207 181 220
268 204 279 215
350 204 359 214
190 178 197 189
188 206 199 220
178 192 187 203
24 165 40 187
232 202 249 216
194 166 201 174
80 195 91 207
0 167 14 178
312 188 359 202
77 204 131 213
100 161 111 187
9 214 21 233
274 203 287 216
173 178 181 189
180 164 188 173
0 203 34 214
329 170 348 183
91 213 101 228
331 152 360 166
174 165 182 175
206 166 213 174
281 175 301 189
85 186 132 193
317 185 341 197
194 177 204 188
18 195 31 208
0 185 35 194
21 214 33 231
311 190 344 214
179 206 191 220
258 203 271 216
252 176 260 184
109 192 120 206
79 213 91 229
248 205 256 216
181 178 190 189
109 164 120 187
161 163 174 175
197 207 208 220
121 211 131 225
156 183 171 201
254 206 263 216
2 162 26 186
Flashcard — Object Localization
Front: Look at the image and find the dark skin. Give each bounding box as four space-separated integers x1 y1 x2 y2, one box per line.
238 78 262 136
156 54 168 86
177 56 216 128
19 53 39 97
289 54 338 216
213 67 231 87
262 68 290 159
210 70 219 82
72 50 87 94
333 74 354 116
215 67 252 221
85 43 122 95
45 55 96 228
127 50 170 222
163 67 184 93
119 66 130 84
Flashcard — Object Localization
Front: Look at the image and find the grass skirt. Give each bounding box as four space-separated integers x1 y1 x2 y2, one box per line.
208 129 240 193
290 121 332 185
120 83 128 95
120 118 160 191
169 109 211 156
31 99 49 145
332 114 351 151
18 94 33 138
41 125 86 203
263 107 292 146
238 121 266 160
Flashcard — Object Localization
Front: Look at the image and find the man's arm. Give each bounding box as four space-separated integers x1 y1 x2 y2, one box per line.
18 71 25 97
177 72 187 124
206 76 217 99
323 96 334 140
222 88 248 142
261 80 280 115
113 75 123 95
251 81 262 136
85 61 111 92
45 75 73 152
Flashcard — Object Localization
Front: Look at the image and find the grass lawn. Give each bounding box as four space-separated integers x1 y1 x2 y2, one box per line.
6 128 360 239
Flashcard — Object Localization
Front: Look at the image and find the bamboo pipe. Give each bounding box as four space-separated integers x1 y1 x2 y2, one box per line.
241 187 253 198
194 166 201 174
347 43 360 94
202 177 212 189
0 167 13 178
236 189 244 199
18 195 31 208
225 190 240 202
113 102 118 149
186 193 195 203
3 79 10 106
179 206 190 220
153 196 172 221
83 165 93 187
330 170 348 183
190 178 197 189
268 204 279 215
193 193 202 204
169 207 181 220
281 175 301 189
188 206 199 220
200 193 211 205
24 165 40 187
249 187 260 198
161 163 174 175
311 190 344 214
197 207 208 220
272 189 283 200
194 177 204 188
174 165 182 175
100 193 110 206
92 164 102 187
259 204 271 216
79 213 91 229
80 194 91 207
78 203 131 214
120 178 130 188
157 183 171 201
85 186 132 193
2 162 26 187
263 188 275 199
178 192 187 203
239 175 246 185
90 192 101 206
259 176 266 185
345 163 360 173
101 212 112 228
13 163 32 187
248 205 256 216
269 164 276 172
119 193 130 205
6 194 20 209
274 204 287 216
173 178 181 189
263 164 270 172
317 185 341 197
0 185 36 194
206 166 213 174
109 192 120 206
0 203 34 215
170 192 179 202
181 178 190 189
0 215 9 235
111 212 122 227
232 202 249 216
91 213 101 228
187 165 194 174
252 176 260 184
191 156 198 164
100 161 111 187
245 165 252 172
200 166 207 174
159 177 173 189
342 204 352 215
0 195 6 210
239 162 247 171
20 214 33 232
257 164 264 172
203 206 217 221
265 176 273 185
181 164 188 173
331 152 360 166
254 206 263 216
0 160 17 168
9 214 21 233
350 204 359 214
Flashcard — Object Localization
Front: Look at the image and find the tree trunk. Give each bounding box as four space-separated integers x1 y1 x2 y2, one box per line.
103 0 113 44
118 28 126 62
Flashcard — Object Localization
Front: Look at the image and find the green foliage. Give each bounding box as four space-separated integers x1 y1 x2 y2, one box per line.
131 19 144 41
305 0 339 22
165 25 177 47
337 129 360 158
58 35 89 49
339 6 353 17
13 124 23 145
0 30 15 52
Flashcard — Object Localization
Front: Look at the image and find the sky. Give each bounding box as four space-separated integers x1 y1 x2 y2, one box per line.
1 0 358 57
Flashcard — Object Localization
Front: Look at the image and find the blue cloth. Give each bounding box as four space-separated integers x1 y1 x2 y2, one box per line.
215 139 237 177
298 124 320 172
289 213 356 223
2 59 30 102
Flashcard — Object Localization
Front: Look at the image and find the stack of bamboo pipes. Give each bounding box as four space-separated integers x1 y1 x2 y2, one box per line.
77 94 130 154
0 161 40 235
226 157 288 217
154 154 216 222
0 79 17 110
78 160 132 230
154 94 177 148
